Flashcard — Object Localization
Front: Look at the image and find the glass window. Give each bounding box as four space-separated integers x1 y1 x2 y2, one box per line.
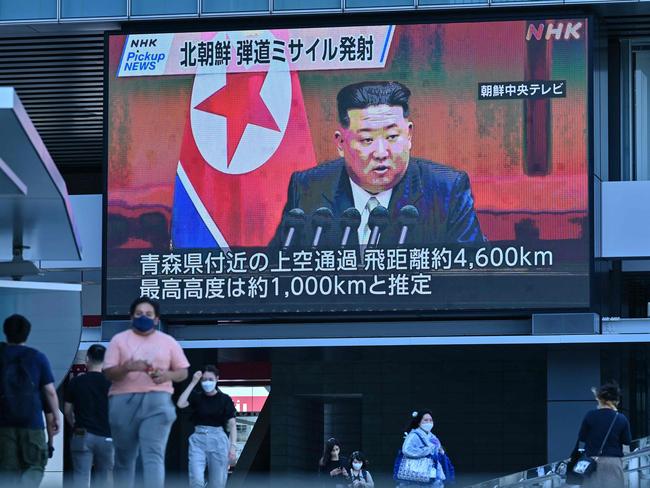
274 0 339 11
565 0 630 3
633 47 650 181
419 0 485 5
346 0 412 7
490 0 560 4
202 0 268 13
0 0 56 20
132 0 196 16
61 0 126 18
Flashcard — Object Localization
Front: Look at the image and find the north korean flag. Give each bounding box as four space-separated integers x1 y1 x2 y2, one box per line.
171 35 316 250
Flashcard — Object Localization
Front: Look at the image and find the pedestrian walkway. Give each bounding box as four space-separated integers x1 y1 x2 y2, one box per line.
468 436 650 488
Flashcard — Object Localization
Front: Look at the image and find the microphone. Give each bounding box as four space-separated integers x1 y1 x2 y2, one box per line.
283 208 305 249
339 208 361 247
311 207 334 248
397 205 420 246
367 205 389 247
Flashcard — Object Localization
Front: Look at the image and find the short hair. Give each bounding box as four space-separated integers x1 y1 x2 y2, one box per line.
202 365 220 376
3 314 31 344
337 81 411 128
348 450 369 470
129 296 160 317
86 344 106 363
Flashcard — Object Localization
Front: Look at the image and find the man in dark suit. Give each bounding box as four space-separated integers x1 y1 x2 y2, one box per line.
269 81 485 248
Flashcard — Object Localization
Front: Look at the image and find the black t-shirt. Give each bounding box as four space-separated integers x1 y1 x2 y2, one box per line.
64 371 111 437
188 390 237 428
578 408 632 457
318 457 348 485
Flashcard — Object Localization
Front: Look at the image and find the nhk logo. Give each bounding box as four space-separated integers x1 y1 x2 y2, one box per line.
123 49 166 72
130 38 158 48
118 35 173 76
526 22 583 41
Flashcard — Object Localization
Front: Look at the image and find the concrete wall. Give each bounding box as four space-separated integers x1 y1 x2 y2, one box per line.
602 181 650 257
0 280 81 386
546 347 601 462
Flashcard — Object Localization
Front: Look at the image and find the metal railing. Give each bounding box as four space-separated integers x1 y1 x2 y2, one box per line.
467 437 650 488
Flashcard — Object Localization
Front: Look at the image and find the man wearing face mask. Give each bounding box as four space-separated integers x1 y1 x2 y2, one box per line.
177 365 237 488
103 297 190 488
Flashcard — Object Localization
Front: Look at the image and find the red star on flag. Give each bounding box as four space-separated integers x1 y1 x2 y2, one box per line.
194 71 281 167
174 69 317 247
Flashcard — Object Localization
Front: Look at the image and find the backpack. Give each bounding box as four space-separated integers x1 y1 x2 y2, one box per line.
0 342 38 426
350 469 369 483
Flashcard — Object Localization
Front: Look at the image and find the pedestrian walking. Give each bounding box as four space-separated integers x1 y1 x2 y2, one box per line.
177 365 238 488
347 451 374 488
570 382 631 488
319 437 348 487
394 410 448 487
103 297 190 488
64 344 114 488
0 314 60 487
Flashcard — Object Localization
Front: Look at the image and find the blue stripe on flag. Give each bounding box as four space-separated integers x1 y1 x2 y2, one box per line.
171 174 219 249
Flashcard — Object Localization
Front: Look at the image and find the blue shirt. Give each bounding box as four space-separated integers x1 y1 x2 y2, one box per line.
0 344 55 429
578 408 632 457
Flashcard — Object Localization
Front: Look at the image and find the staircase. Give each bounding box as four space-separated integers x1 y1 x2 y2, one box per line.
467 436 650 488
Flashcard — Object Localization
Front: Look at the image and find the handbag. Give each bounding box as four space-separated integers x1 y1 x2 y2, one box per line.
397 456 434 483
394 431 435 483
570 412 619 483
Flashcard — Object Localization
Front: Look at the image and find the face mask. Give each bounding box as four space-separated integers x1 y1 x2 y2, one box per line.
201 380 216 392
352 462 363 471
132 315 155 333
420 422 434 432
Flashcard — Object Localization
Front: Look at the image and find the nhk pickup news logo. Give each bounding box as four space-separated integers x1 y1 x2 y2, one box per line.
526 21 583 41
118 35 174 77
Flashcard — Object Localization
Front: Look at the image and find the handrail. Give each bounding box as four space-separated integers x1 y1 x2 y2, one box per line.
467 436 650 488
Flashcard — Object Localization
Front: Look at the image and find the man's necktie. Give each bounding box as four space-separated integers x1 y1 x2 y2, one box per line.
360 197 380 245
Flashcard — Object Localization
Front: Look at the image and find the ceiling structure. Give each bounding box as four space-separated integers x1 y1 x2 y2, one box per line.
0 33 104 193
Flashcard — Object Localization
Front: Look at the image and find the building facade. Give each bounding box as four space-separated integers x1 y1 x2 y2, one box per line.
2 0 650 484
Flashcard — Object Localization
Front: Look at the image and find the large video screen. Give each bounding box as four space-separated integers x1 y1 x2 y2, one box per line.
105 18 590 318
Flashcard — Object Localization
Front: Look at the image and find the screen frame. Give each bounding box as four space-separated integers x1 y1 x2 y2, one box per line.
102 10 596 324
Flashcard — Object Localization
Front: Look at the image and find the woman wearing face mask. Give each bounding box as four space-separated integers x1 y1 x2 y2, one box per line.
396 410 447 487
347 451 374 488
177 365 237 488
318 437 348 487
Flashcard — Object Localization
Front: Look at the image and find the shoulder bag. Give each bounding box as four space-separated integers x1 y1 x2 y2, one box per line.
570 412 619 482
394 431 435 483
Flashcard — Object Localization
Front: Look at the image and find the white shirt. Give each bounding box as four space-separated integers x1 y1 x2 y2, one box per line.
349 178 392 244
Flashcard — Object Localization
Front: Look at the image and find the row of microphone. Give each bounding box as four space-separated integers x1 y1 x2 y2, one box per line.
282 205 420 248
